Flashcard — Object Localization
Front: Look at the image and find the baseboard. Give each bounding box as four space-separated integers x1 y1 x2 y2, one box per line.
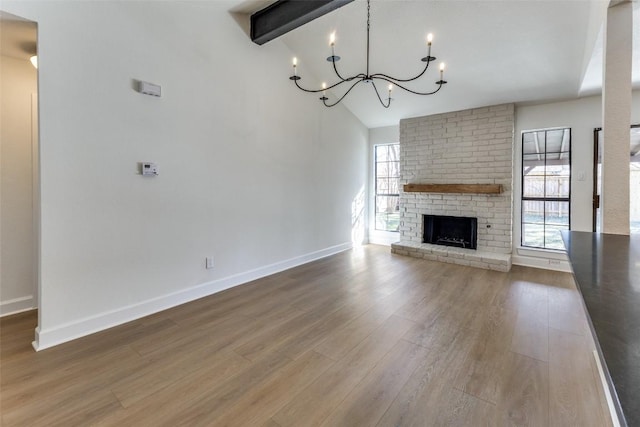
593 350 622 427
511 255 572 272
0 295 36 317
32 242 352 351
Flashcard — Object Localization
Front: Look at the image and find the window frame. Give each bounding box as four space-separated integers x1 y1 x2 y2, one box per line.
520 128 572 250
373 142 400 232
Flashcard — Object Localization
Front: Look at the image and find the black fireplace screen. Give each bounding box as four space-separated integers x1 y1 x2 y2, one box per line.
423 215 478 250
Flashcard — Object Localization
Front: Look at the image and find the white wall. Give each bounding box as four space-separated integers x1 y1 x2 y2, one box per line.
513 91 640 270
1 1 368 349
368 125 400 245
1 55 38 315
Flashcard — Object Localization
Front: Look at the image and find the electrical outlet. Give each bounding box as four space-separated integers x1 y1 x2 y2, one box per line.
206 257 214 269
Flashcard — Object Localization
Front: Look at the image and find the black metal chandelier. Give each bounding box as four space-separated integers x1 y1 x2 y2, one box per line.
289 0 447 108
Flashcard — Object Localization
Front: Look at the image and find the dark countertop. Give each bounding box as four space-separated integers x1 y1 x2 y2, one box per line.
561 231 640 427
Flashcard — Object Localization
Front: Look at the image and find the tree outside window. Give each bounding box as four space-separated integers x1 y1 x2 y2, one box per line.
375 143 400 232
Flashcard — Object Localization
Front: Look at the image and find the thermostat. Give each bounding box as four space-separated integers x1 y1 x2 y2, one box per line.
137 80 162 97
141 162 159 176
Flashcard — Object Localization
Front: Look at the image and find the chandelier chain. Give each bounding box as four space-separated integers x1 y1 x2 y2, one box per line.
366 0 371 78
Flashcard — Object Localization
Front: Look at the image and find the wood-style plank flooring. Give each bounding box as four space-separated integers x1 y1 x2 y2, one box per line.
0 245 612 426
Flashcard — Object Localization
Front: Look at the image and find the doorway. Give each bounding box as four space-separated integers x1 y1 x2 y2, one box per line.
592 125 640 233
0 11 39 317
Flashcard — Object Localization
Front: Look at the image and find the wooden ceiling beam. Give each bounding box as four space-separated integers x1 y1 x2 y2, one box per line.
250 0 354 45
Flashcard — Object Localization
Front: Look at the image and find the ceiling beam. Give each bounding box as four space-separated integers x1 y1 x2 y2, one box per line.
250 0 354 45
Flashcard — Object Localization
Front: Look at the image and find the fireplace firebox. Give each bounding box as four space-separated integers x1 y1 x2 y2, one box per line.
423 215 478 250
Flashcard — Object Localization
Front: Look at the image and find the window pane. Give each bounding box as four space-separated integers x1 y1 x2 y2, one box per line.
545 176 570 198
522 154 544 171
376 178 389 194
545 225 568 250
376 195 399 214
388 144 400 161
523 131 545 155
376 161 389 177
523 200 545 225
523 155 546 176
375 213 388 230
522 223 545 248
523 176 545 198
545 153 570 176
388 179 399 194
545 201 569 225
376 213 399 232
388 161 400 178
545 129 568 153
376 145 389 161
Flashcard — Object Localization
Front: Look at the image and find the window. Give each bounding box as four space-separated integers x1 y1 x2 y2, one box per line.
593 125 640 233
374 143 400 232
521 128 571 250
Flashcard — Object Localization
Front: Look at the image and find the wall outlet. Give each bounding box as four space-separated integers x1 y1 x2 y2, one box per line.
205 257 214 269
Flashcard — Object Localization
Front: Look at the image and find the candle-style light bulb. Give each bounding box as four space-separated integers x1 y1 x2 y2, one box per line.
322 82 327 96
388 84 393 92
293 57 298 75
439 62 445 81
427 33 433 45
329 32 336 46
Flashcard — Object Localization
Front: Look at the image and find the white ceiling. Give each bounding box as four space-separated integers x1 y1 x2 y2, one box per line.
580 2 640 95
263 0 638 129
0 11 37 61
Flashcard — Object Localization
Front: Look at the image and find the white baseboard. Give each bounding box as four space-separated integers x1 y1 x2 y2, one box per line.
593 350 622 427
32 242 352 351
0 295 36 317
511 255 572 272
511 246 571 272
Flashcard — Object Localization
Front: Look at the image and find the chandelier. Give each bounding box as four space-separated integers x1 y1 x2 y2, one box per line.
289 0 447 108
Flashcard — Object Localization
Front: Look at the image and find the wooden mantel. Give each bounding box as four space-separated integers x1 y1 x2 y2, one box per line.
403 183 503 194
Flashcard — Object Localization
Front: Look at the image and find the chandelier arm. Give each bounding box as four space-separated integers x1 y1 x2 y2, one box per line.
322 79 365 107
327 76 364 90
331 58 351 82
331 67 368 84
370 61 431 83
331 62 367 83
370 80 391 109
293 77 358 94
292 73 368 93
373 76 445 96
293 78 323 93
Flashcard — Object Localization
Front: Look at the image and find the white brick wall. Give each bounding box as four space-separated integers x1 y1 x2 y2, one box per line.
396 103 514 260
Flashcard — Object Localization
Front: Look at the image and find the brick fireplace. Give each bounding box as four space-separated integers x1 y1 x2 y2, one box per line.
391 104 514 271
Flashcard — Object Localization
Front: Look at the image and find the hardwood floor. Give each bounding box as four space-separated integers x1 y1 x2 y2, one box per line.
0 245 612 426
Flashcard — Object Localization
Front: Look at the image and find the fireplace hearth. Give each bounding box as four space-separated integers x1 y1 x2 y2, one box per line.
423 215 478 250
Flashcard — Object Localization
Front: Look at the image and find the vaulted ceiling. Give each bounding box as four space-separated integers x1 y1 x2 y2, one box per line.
248 0 639 128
